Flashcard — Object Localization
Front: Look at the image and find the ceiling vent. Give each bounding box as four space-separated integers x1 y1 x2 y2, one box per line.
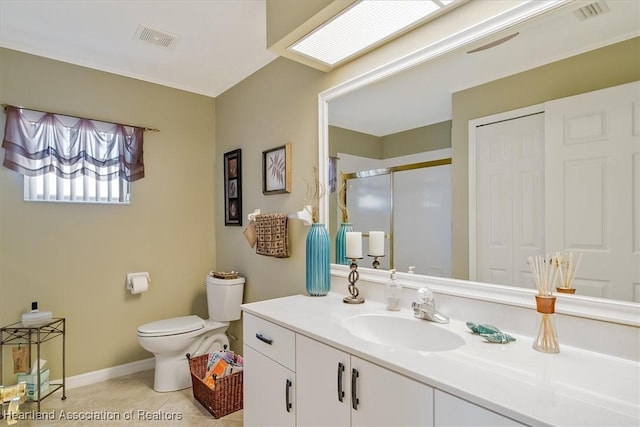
135 25 180 49
573 1 610 21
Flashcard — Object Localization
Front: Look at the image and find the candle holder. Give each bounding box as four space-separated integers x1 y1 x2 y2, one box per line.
343 258 365 304
368 254 385 269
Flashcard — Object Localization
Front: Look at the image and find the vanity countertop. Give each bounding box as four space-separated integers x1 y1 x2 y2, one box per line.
241 292 640 427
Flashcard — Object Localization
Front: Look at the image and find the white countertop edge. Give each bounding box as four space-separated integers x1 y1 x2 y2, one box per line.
331 265 640 327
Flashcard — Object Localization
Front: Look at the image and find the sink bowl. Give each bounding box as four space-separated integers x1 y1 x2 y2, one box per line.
341 314 465 352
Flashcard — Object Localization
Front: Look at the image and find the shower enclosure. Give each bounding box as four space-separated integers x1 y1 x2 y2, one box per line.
342 158 451 276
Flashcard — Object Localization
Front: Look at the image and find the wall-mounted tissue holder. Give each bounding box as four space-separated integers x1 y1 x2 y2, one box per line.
126 272 150 295
247 206 313 226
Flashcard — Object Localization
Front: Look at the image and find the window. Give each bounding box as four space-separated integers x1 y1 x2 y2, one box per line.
2 106 145 204
24 170 130 203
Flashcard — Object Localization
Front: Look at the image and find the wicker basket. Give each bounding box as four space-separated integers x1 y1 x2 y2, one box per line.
188 354 243 418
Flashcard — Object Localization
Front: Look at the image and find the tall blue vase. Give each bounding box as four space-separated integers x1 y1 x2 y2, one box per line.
335 223 353 265
306 223 331 296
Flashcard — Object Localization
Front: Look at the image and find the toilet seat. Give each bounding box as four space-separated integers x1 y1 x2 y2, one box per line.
137 315 205 337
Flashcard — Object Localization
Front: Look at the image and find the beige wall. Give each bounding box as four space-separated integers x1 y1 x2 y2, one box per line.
214 58 326 350
451 37 640 279
381 121 451 159
328 126 382 158
266 0 334 48
0 48 216 381
329 120 452 160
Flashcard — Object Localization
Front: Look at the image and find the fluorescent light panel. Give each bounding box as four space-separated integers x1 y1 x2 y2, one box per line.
290 1 452 66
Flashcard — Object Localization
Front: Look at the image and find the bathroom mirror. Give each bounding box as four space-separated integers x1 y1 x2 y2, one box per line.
319 1 640 305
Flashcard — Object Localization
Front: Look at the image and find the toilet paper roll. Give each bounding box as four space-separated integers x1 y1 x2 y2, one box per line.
127 273 150 294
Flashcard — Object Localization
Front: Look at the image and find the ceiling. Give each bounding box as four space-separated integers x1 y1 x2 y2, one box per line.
1 0 637 119
328 0 640 136
0 0 278 97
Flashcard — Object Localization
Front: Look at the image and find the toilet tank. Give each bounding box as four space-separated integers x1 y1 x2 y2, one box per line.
205 275 245 321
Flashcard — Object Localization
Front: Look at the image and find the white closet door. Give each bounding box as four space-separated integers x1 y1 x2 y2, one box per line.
545 81 640 301
475 113 545 288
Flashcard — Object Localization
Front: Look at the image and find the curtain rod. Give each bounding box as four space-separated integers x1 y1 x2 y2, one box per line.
1 104 160 132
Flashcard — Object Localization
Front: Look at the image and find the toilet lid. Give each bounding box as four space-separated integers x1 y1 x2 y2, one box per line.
137 315 205 337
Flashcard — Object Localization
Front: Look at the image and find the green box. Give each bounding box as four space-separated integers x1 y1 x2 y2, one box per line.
17 368 49 400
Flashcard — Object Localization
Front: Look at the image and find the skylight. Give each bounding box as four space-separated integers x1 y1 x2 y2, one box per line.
289 0 455 67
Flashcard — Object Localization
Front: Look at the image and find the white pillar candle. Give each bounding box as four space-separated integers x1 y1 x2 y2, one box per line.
346 231 362 259
368 231 385 256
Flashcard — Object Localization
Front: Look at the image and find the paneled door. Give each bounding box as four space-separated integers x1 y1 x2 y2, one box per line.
545 81 640 301
474 112 545 288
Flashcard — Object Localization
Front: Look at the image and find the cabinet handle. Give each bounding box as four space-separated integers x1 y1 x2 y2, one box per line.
351 368 359 410
255 333 273 345
285 379 293 413
337 362 345 402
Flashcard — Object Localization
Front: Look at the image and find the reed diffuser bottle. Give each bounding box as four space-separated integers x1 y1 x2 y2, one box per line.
528 254 560 353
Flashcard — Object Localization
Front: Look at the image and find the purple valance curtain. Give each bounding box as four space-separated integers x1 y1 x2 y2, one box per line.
2 106 145 182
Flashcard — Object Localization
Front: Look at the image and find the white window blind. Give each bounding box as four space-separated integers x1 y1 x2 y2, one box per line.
24 171 130 204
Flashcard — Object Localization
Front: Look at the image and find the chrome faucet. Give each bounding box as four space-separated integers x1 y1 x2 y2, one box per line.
412 287 449 324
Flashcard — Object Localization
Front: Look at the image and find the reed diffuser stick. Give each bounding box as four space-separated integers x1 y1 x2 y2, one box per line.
554 251 582 293
529 253 560 353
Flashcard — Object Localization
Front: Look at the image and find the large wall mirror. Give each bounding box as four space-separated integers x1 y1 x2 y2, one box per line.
319 1 639 308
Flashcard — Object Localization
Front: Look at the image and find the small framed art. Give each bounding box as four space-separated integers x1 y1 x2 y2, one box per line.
224 149 242 226
262 143 291 195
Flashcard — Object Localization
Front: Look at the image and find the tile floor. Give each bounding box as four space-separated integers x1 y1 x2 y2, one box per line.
3 370 243 426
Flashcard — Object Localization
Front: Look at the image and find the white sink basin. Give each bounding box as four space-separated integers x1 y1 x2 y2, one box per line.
341 314 465 352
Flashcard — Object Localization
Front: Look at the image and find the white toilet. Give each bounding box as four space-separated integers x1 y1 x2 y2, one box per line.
137 275 244 392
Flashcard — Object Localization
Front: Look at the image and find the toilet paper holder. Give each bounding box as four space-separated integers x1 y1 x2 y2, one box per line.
126 272 150 293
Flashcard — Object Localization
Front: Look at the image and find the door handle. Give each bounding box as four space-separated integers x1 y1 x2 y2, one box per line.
285 379 293 413
255 333 273 345
351 368 359 410
337 362 345 402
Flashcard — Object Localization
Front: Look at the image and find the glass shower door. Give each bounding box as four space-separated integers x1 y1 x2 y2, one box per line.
346 173 391 270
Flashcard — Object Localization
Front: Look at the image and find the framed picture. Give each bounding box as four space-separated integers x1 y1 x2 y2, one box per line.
262 143 291 194
224 149 242 226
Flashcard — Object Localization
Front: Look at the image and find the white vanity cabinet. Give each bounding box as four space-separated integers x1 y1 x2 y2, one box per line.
242 294 640 427
296 334 434 427
434 390 524 426
243 313 296 427
244 312 522 427
295 334 350 426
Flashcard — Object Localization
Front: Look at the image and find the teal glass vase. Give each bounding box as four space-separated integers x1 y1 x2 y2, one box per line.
335 223 353 265
306 223 331 296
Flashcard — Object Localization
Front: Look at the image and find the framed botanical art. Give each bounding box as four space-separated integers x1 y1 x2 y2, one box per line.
224 149 242 226
262 143 291 195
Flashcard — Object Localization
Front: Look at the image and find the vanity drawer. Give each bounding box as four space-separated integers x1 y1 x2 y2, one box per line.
243 313 295 370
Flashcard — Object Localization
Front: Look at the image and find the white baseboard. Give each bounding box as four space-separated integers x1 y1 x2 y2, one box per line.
60 358 154 390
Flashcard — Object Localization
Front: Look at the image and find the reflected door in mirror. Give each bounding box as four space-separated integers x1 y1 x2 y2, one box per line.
474 113 545 289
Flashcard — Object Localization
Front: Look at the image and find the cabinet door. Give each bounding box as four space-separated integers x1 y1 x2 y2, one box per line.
435 390 524 426
243 345 295 427
296 334 351 427
351 356 434 427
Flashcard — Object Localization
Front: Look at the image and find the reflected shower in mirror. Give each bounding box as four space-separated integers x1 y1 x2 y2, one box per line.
334 154 452 274
323 1 640 302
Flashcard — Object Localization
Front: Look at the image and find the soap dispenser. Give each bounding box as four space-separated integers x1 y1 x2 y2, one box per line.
385 269 401 311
